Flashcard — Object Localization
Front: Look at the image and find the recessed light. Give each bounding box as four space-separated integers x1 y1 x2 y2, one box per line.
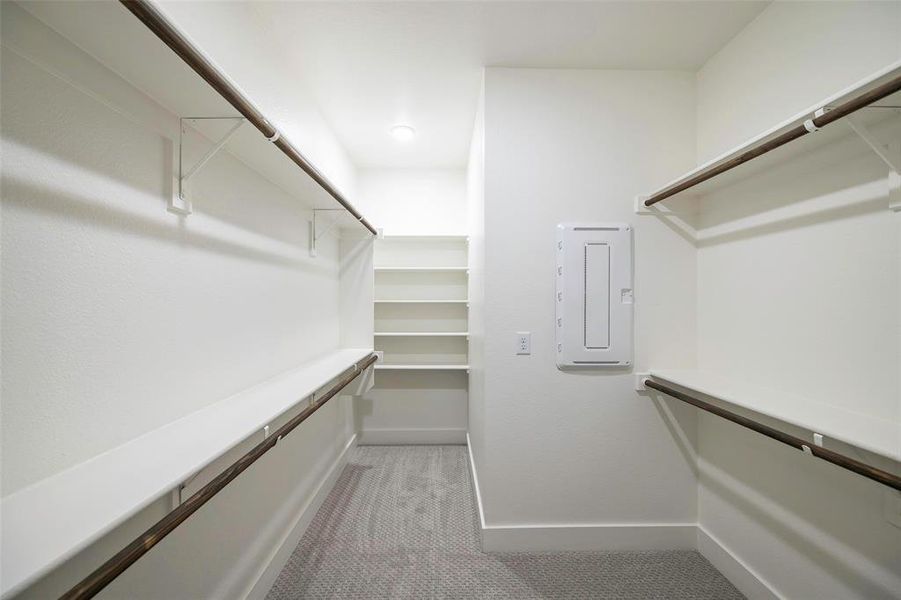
390 124 415 142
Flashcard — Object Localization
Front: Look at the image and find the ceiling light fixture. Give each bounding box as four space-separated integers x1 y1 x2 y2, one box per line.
390 124 415 142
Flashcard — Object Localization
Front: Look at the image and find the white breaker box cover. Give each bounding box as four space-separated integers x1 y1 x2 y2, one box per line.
555 223 633 368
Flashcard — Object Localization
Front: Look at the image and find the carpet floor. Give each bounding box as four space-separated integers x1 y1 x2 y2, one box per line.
266 445 743 599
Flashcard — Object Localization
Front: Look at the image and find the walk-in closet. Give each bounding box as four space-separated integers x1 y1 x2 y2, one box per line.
2 1 899 599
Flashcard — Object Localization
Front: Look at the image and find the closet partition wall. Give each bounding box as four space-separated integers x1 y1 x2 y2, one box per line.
639 62 901 494
1 2 378 599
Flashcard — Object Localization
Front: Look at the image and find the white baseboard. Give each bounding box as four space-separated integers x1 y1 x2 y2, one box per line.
467 436 774 599
244 434 357 600
466 434 694 552
481 522 698 552
465 433 488 532
697 527 781 600
358 427 467 445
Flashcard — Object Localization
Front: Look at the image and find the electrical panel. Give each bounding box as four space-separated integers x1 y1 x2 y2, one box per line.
555 223 633 369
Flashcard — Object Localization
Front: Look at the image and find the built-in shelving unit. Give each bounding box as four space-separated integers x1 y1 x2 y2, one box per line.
639 61 901 208
374 236 469 372
375 364 470 371
375 300 469 304
374 267 468 272
0 348 374 599
375 332 469 337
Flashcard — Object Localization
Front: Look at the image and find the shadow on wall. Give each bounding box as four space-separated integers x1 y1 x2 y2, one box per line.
699 424 901 598
2 44 342 256
2 176 334 273
696 124 899 243
650 393 700 480
644 118 901 249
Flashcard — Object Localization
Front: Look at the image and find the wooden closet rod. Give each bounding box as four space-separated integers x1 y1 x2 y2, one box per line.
119 0 378 236
60 353 378 600
644 72 901 206
644 379 901 492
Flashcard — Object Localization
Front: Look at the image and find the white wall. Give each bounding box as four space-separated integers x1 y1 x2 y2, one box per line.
356 168 467 235
693 2 901 597
467 78 487 463
472 68 700 539
1 4 368 597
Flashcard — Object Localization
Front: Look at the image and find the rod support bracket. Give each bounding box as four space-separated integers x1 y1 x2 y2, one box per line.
171 117 245 216
309 209 344 257
843 118 901 212
845 115 901 172
634 373 650 392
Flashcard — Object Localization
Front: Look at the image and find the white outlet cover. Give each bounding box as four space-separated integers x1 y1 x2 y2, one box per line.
516 332 531 355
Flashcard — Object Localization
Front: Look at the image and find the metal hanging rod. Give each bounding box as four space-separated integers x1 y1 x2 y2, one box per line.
644 379 901 492
119 0 377 235
60 353 378 600
644 71 901 207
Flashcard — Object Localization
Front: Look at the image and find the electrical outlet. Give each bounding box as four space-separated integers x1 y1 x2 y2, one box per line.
515 332 531 355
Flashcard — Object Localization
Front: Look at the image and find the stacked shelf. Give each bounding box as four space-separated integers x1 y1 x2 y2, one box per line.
0 348 374 597
374 236 469 371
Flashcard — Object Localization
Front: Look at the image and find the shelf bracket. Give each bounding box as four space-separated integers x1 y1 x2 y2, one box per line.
845 115 901 173
170 117 245 216
309 209 344 257
845 116 901 212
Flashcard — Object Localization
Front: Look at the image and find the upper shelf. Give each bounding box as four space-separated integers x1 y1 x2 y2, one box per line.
375 299 469 304
649 369 899 462
0 348 374 599
375 364 470 371
642 62 901 207
375 267 468 272
18 1 376 232
375 332 469 337
379 235 469 241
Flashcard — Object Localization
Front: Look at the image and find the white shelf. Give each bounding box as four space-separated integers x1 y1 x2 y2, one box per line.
649 369 899 462
18 1 372 222
0 348 373 599
375 299 468 304
642 61 901 204
376 364 469 371
379 235 468 241
374 266 468 272
375 332 468 337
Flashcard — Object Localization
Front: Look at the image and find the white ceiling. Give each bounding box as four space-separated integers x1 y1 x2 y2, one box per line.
254 1 769 169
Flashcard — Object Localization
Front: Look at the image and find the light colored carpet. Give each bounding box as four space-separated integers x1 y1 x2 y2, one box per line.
267 446 743 599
